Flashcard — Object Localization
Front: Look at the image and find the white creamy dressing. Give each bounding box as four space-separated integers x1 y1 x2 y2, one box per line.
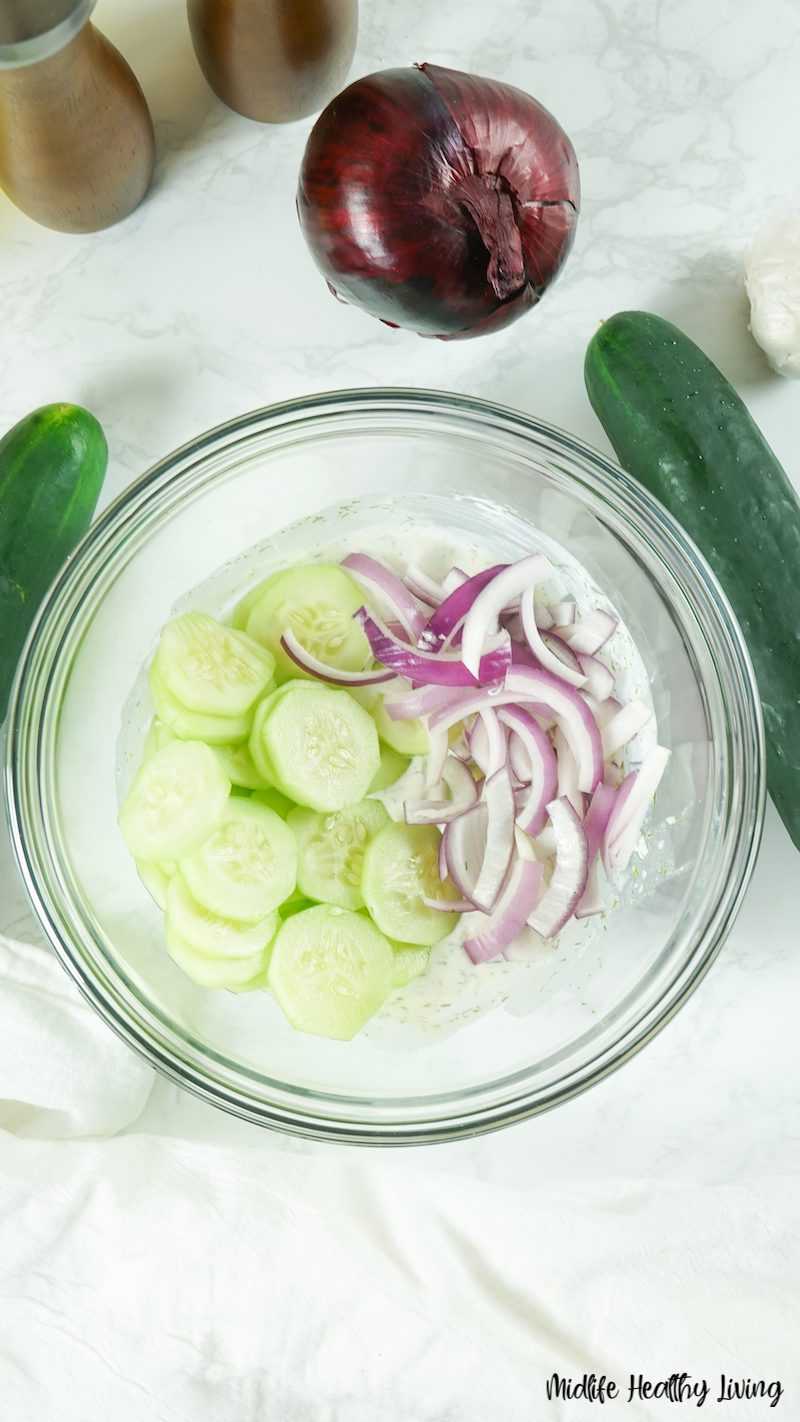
118 494 666 1045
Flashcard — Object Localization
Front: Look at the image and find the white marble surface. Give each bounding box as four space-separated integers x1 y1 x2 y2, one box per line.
2 0 800 1182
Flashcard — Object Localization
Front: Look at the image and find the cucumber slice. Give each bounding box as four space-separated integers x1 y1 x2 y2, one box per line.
250 786 295 818
165 919 273 990
254 684 380 812
279 895 317 919
287 798 389 910
142 716 176 761
178 798 297 922
136 858 175 911
232 570 287 632
246 680 310 780
149 662 257 746
245 564 371 681
369 742 410 792
212 741 270 790
119 740 230 862
154 611 275 717
371 698 429 756
267 904 393 1039
361 822 457 946
166 871 279 957
389 942 431 988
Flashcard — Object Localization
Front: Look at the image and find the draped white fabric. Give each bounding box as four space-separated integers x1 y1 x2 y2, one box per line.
0 932 795 1420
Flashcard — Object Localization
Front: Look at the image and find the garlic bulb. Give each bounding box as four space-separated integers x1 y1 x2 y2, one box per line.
744 217 800 378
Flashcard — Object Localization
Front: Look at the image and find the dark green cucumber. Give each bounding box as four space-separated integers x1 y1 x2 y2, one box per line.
585 309 800 849
0 403 108 721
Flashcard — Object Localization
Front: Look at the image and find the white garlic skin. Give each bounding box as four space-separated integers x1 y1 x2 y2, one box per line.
744 217 800 378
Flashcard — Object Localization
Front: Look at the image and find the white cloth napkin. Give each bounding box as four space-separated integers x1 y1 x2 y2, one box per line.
0 930 797 1421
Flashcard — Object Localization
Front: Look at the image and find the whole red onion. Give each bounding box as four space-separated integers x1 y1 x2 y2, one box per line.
297 64 579 339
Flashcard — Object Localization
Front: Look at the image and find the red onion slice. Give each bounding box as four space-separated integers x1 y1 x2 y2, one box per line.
604 745 670 873
574 860 605 919
423 564 509 647
469 709 507 778
471 765 517 911
383 683 473 721
403 563 445 607
573 782 617 918
444 801 489 905
356 607 513 686
404 753 479 825
504 666 604 793
462 858 544 964
422 895 475 912
461 552 555 677
528 796 590 939
425 725 450 791
563 608 618 655
520 586 587 688
442 567 469 594
341 553 426 641
577 653 615 702
554 726 583 819
497 705 558 838
548 602 577 628
601 699 652 758
280 631 397 685
533 601 555 631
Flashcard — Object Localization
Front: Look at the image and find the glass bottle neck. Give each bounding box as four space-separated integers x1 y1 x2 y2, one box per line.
0 0 97 68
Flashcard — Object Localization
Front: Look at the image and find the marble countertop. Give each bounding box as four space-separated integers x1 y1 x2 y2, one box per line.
2 0 799 1184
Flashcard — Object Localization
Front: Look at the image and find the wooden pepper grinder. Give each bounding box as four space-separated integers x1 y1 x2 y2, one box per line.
187 0 358 124
0 0 155 233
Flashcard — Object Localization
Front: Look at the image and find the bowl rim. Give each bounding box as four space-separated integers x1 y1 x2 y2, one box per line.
5 386 766 1144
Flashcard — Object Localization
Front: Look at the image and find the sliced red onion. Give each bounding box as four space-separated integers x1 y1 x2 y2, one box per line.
530 824 557 860
422 894 475 912
423 564 509 647
504 923 553 961
470 709 507 778
471 765 517 911
504 666 604 793
438 829 448 882
601 699 652 758
497 705 558 838
574 860 604 919
404 753 479 825
403 562 445 607
280 630 397 686
533 601 555 630
341 553 426 641
548 602 577 628
563 608 618 655
604 745 670 873
554 727 583 819
603 759 625 789
425 725 450 791
583 692 621 729
383 683 473 721
507 729 531 785
528 796 590 939
356 607 512 686
428 685 522 735
577 653 615 702
462 859 544 964
441 567 469 594
519 586 586 688
444 800 488 906
461 552 555 677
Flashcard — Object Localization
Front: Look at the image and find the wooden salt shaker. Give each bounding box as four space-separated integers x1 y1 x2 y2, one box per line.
187 0 358 123
0 0 155 233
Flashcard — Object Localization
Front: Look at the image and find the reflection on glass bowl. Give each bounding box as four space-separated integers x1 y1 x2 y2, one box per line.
5 389 765 1143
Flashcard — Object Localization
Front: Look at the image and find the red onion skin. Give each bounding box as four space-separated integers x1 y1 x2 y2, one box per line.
297 65 579 339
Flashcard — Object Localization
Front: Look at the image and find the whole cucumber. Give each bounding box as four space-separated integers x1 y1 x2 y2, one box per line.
0 403 108 722
584 309 800 849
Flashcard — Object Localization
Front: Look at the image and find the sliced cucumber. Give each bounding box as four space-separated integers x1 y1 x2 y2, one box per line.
361 822 456 946
149 662 257 746
165 918 273 990
154 611 275 718
136 858 175 911
371 698 429 756
279 894 318 919
119 740 230 862
178 797 297 922
253 683 380 812
232 570 288 632
368 742 410 793
246 680 310 781
142 716 176 761
287 798 389 910
212 741 271 790
166 871 279 957
245 564 371 681
389 942 431 989
250 786 296 818
267 904 393 1039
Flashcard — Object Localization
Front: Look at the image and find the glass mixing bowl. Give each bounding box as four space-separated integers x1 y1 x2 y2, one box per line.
5 389 764 1143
